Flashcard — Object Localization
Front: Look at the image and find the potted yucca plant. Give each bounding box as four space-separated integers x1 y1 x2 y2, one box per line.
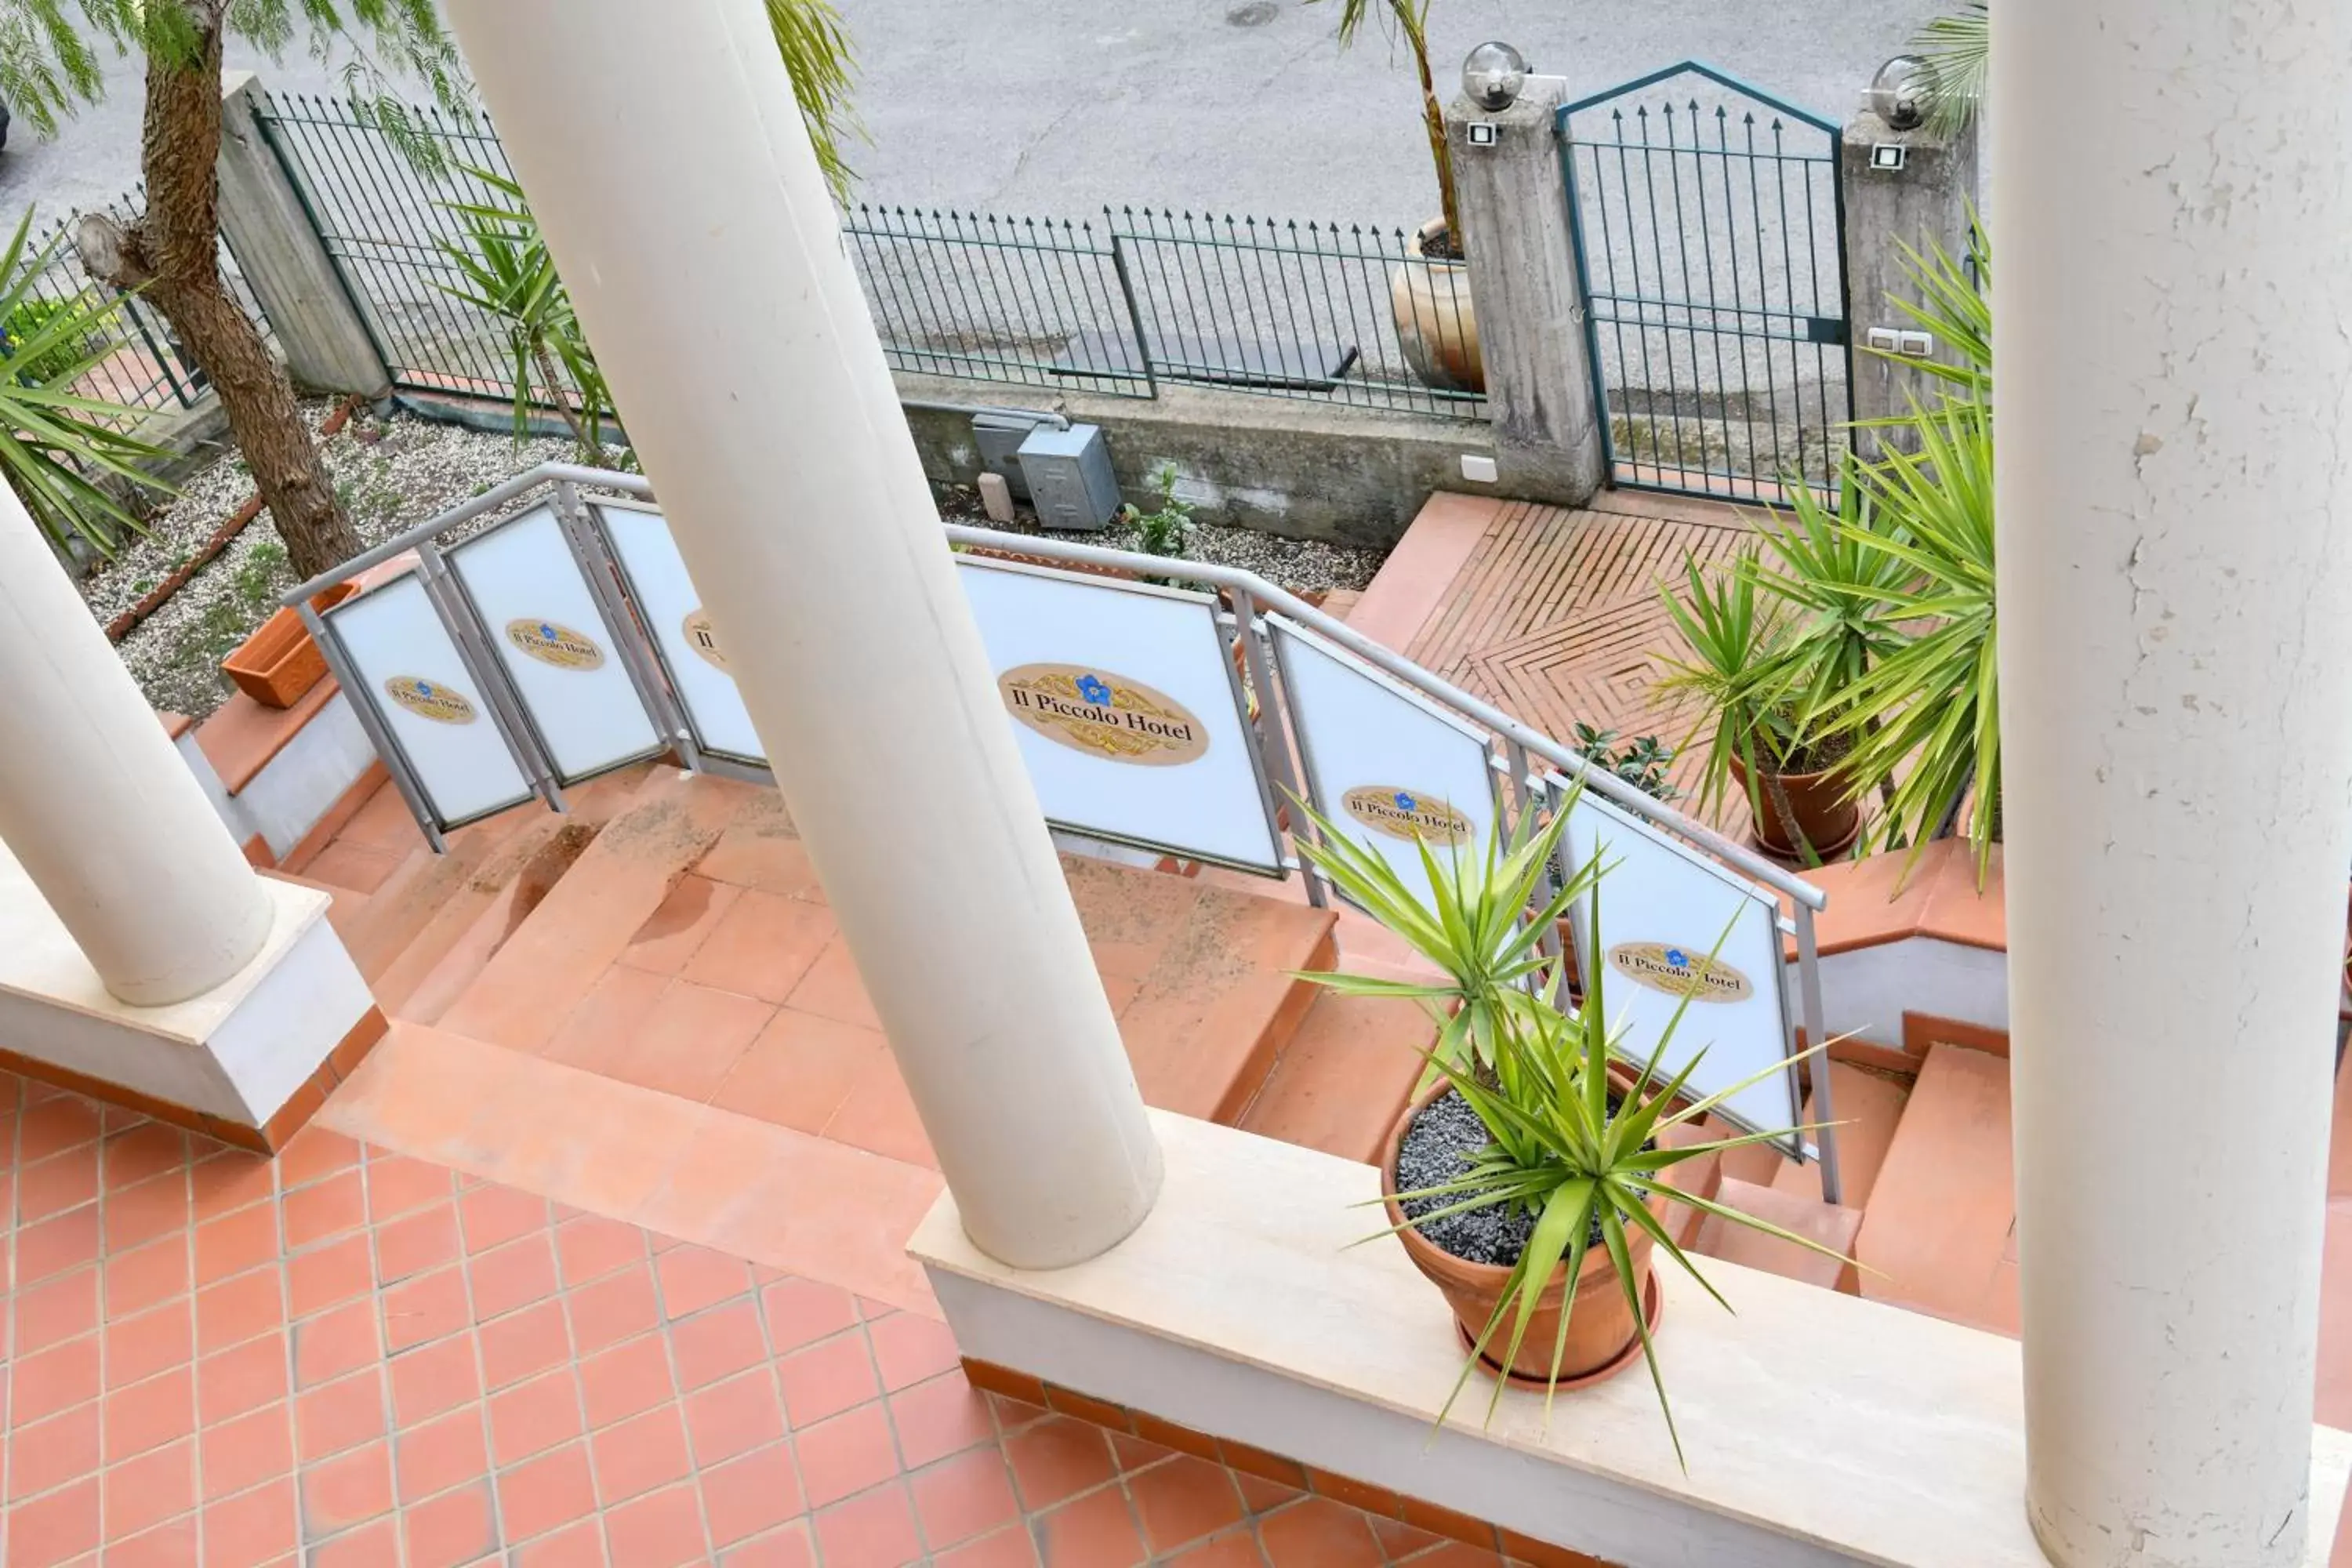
1295 793 1850 1457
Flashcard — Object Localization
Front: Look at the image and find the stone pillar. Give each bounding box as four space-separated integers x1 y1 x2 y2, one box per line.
1838 106 1978 449
441 0 1163 1271
1445 83 1606 503
1996 2 2352 1564
0 490 273 1005
216 71 391 397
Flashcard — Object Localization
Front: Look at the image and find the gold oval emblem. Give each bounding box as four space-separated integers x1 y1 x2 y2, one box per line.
681 608 728 671
1341 785 1473 846
383 676 478 725
997 663 1208 766
1606 942 1754 1004
503 618 604 670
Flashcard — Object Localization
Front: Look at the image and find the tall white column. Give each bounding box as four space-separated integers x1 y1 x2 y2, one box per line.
1996 5 2352 1564
0 495 272 1005
442 0 1162 1269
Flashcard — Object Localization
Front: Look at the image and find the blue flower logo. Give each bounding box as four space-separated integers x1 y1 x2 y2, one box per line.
416 681 434 697
540 622 556 640
1393 791 1417 812
1076 674 1112 706
1664 948 1689 968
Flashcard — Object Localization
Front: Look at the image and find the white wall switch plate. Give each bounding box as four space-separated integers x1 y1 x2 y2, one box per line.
1460 453 1499 484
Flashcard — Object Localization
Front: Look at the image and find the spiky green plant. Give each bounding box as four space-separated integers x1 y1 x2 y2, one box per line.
0 210 172 558
1294 796 1850 1461
1911 1 1988 139
1292 784 1595 1078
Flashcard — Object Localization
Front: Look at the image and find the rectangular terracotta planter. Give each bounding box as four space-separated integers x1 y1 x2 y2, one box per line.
221 581 358 710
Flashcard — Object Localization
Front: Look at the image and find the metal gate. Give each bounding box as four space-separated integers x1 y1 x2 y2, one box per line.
1559 62 1852 503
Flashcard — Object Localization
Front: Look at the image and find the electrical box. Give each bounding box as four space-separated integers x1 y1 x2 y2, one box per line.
1016 423 1121 532
972 412 1044 500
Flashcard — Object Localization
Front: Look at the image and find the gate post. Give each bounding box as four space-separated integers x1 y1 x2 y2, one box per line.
1838 102 1978 451
216 71 393 398
1445 83 1606 504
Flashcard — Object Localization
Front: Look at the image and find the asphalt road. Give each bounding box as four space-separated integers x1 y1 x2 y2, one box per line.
0 2 1937 234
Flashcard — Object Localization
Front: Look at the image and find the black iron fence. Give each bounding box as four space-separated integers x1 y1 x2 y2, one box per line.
11 194 277 426
249 90 1489 423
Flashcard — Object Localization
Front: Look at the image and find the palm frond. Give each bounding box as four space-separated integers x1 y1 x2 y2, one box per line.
1911 2 1988 140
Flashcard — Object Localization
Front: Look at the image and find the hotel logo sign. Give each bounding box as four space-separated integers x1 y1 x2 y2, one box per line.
998 664 1207 766
681 608 728 671
383 676 478 725
1607 942 1753 1004
504 619 604 670
1341 786 1472 847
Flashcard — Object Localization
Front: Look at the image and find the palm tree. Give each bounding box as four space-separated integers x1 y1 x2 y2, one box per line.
1312 0 1461 253
1911 2 1988 138
0 0 857 579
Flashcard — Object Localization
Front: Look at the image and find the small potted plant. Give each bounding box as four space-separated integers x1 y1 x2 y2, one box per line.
1653 554 1861 862
1571 724 1683 805
1296 793 1847 1454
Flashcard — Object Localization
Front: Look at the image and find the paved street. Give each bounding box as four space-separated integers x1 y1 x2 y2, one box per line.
0 2 1938 234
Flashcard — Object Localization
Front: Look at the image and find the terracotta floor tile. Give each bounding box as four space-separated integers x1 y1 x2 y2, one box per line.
709 1007 888 1134
793 1401 901 1508
604 1480 714 1567
511 1518 607 1567
364 1152 456 1222
679 888 836 1004
388 1336 481 1430
683 1370 787 1469
813 1480 925 1568
579 1334 677 1432
618 875 741 976
1034 1483 1148 1568
1003 1416 1118 1512
555 1213 648 1289
655 1243 754 1321
869 1311 960 1393
457 1183 551 1256
783 938 883 1032
498 1439 599 1543
692 807 821 898
203 1476 299 1567
379 1265 470 1354
1232 1472 1302 1515
278 1126 363 1192
282 1171 366 1251
721 1520 821 1567
372 1203 462 1285
488 1370 586 1468
190 1153 278 1222
103 1238 191 1319
1131 1454 1247 1555
1370 1513 1443 1559
293 1302 380 1391
107 1171 194 1254
305 840 405 896
479 1298 573 1393
934 1523 1044 1567
16 1146 97 1221
307 1514 401 1567
760 1276 858 1353
16 1267 99 1353
302 1439 396 1542
103 1123 191 1192
200 1402 294 1501
777 1330 880 1429
8 1403 100 1502
539 964 669 1073
9 1475 100 1568
394 1407 491 1504
105 1365 197 1463
1399 1544 1511 1566
888 1370 995 1471
17 1095 100 1162
700 1443 804 1547
1256 1496 1383 1567
296 1371 390 1464
288 1234 376 1321
1163 1529 1268 1566
103 1299 193 1389
105 1435 198 1541
670 1299 767 1391
17 1207 100 1283
402 1477 500 1568
195 1203 281 1287
821 1058 938 1169
469 1232 560 1323
567 1264 662 1357
909 1445 1022 1552
196 1266 287 1356
13 1335 102 1426
590 1404 695 1504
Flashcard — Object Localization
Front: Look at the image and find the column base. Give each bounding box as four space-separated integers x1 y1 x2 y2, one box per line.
0 853 379 1150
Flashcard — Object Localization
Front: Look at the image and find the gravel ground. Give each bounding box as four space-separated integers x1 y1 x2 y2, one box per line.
85 411 1392 720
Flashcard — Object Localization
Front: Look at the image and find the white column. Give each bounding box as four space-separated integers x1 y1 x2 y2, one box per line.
442 0 1162 1269
0 496 273 1005
1996 5 2352 1565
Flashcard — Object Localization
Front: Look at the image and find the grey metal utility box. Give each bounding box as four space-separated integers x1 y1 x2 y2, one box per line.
1017 423 1120 531
971 412 1043 500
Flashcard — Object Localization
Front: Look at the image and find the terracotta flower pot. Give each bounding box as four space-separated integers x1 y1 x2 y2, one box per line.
1390 219 1483 395
1381 1078 1675 1385
1730 752 1862 861
221 581 358 710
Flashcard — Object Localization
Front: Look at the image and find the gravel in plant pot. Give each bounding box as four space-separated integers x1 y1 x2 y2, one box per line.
1294 790 1852 1460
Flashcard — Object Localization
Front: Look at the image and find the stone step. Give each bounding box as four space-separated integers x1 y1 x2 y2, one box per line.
1853 1043 2016 1334
258 867 371 935
1319 588 1364 622
434 768 762 1051
1237 991 1433 1164
1773 1060 1915 1212
1692 1174 1864 1294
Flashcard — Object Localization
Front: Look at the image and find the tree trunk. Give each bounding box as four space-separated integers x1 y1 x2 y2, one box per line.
79 5 363 581
530 339 597 462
